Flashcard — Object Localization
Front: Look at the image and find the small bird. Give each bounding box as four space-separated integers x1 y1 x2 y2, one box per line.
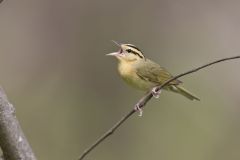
107 41 199 115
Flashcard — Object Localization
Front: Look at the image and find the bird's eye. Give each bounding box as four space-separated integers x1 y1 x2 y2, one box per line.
126 49 132 53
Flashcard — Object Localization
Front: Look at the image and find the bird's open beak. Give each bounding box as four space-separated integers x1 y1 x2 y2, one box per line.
106 40 122 56
111 40 122 47
106 52 119 56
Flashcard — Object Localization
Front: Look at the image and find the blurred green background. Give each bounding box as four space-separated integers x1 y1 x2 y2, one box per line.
0 0 240 160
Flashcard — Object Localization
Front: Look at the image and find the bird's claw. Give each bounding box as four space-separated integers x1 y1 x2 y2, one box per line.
134 103 143 117
152 87 162 98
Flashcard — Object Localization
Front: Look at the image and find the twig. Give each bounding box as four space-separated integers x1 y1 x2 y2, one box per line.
0 87 37 160
78 55 240 160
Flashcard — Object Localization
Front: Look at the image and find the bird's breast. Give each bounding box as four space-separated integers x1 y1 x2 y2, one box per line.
118 61 134 76
118 62 155 91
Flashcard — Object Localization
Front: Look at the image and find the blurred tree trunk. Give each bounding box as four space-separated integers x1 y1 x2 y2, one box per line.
0 87 37 160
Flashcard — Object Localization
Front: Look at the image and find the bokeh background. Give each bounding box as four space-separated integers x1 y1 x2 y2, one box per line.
0 0 240 160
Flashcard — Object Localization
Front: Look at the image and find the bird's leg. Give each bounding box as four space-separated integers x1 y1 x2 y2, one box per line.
134 103 143 117
151 86 162 98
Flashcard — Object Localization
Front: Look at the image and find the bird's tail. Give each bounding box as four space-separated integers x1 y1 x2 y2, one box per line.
171 85 200 101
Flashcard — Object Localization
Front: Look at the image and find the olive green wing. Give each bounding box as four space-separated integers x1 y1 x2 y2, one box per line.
136 60 181 85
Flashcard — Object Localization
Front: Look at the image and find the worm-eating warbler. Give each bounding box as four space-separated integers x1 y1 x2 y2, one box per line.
107 41 199 115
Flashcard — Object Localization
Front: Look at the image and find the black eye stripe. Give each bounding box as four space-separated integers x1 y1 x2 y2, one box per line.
130 50 143 59
124 44 145 59
126 49 131 53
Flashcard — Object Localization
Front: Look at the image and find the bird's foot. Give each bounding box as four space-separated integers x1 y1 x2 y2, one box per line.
134 103 143 117
151 87 162 98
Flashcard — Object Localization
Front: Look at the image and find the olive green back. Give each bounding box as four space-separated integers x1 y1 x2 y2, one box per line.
136 59 181 85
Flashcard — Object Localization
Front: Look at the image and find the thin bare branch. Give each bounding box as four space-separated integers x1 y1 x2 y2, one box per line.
78 55 240 160
0 87 37 160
